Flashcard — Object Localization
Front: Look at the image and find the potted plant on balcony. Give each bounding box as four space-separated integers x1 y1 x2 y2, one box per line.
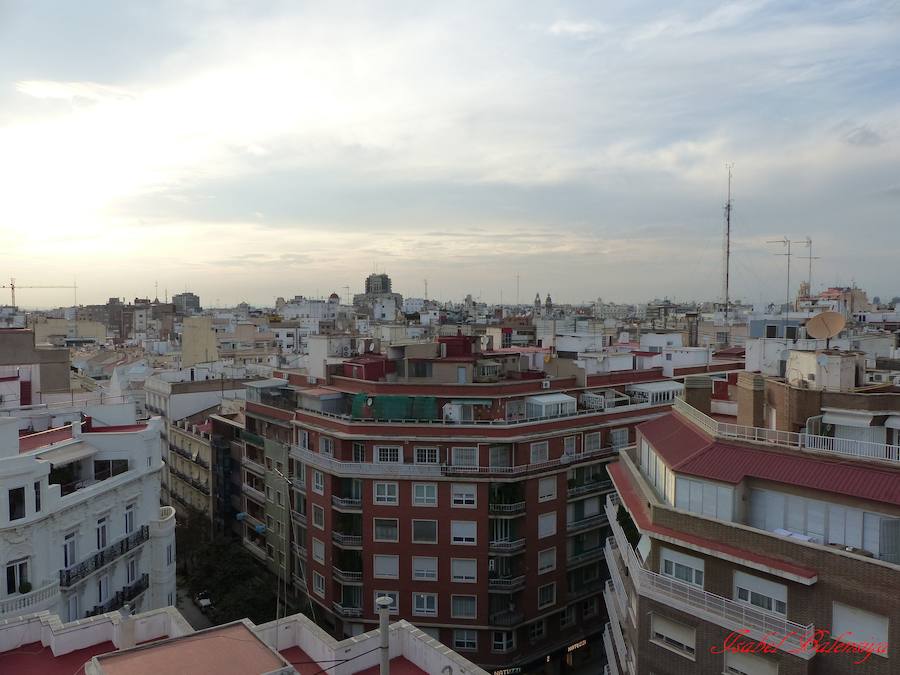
18 580 32 594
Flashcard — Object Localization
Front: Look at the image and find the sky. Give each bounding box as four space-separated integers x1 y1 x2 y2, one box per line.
0 0 898 308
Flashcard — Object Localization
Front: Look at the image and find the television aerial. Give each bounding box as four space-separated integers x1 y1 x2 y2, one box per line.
805 311 845 347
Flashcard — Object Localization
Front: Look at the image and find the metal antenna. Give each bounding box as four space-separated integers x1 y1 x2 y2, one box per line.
722 164 734 328
798 237 820 306
768 237 793 338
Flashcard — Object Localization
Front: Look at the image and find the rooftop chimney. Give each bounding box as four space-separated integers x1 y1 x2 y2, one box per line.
683 375 713 415
376 595 392 675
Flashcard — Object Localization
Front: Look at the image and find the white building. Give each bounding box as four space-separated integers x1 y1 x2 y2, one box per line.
0 413 176 622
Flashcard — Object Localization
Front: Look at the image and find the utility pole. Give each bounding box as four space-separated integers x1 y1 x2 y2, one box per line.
516 273 520 307
768 237 793 339
722 164 734 326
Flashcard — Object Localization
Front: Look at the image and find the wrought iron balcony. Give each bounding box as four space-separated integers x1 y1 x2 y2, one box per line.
332 532 363 547
60 526 150 588
488 575 525 591
86 574 150 617
566 513 608 533
334 568 363 583
488 538 525 553
567 479 612 499
488 501 526 514
331 496 362 510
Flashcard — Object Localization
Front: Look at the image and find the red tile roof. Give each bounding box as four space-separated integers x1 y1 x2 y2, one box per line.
0 640 115 675
608 461 817 580
278 647 427 675
640 412 900 507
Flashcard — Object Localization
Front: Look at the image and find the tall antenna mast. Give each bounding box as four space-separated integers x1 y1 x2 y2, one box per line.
722 164 734 326
424 279 428 299
799 237 820 306
768 237 793 339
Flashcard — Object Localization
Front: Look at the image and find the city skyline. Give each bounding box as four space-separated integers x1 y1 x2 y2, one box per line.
1 1 898 306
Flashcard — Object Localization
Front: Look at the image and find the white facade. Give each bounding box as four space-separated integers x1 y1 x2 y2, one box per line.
0 415 176 622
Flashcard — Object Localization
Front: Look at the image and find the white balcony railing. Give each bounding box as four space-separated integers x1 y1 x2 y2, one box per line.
602 624 620 675
605 494 816 657
566 513 609 533
489 538 526 552
604 585 634 675
674 397 900 464
605 538 630 620
0 579 59 615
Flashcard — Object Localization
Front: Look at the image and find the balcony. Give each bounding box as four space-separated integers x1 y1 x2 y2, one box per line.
333 568 363 583
60 526 150 588
242 482 266 504
169 465 211 495
488 501 526 515
332 601 363 618
331 496 362 510
242 431 265 448
567 479 612 499
569 578 605 601
602 625 620 675
605 540 630 620
241 455 265 475
488 575 525 591
332 532 363 548
0 579 59 615
86 574 150 617
566 513 608 533
568 545 604 567
489 608 524 627
605 495 816 657
489 538 525 554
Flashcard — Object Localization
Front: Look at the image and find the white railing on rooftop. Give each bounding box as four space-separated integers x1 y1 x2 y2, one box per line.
0 579 58 615
605 494 816 657
674 397 900 464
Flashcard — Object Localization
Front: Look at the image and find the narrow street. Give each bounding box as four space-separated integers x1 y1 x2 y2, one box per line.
175 576 213 631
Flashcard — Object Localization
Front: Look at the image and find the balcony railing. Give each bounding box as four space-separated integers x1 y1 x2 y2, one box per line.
674 396 900 464
242 431 265 447
567 480 613 498
605 494 815 656
331 496 362 509
489 608 524 627
603 586 634 675
568 546 604 566
566 513 609 533
334 568 363 583
488 575 525 591
602 625 620 675
86 574 150 617
569 578 605 601
489 501 526 514
60 526 150 588
292 445 618 479
0 579 59 615
605 539 630 619
169 465 211 495
489 538 525 553
332 601 363 617
241 455 266 474
332 532 363 547
242 482 266 504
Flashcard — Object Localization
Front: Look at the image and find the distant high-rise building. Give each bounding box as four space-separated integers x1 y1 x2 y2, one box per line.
364 273 392 295
172 292 201 315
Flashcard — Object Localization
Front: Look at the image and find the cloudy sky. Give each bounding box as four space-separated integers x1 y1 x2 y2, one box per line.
1 1 898 308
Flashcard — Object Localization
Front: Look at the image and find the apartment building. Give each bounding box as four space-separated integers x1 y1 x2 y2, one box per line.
604 383 899 675
0 413 176 623
235 334 686 673
166 415 213 521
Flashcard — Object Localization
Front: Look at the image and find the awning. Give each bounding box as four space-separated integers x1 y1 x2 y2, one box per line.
525 393 577 405
450 399 493 405
822 411 875 427
886 415 900 430
37 441 97 466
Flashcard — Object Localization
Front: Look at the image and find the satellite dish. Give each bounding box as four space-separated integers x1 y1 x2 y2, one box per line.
805 311 846 343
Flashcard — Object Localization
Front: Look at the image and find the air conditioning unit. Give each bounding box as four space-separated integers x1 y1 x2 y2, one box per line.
541 379 551 390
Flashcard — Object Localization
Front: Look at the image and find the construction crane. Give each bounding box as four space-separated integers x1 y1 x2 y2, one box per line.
1 277 78 308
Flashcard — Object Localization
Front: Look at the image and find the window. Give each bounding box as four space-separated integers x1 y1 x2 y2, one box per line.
453 629 477 651
413 483 437 506
451 558 476 583
415 447 439 464
560 606 576 629
451 521 476 545
528 620 545 642
124 503 135 534
734 571 787 616
97 574 109 603
313 571 325 597
452 484 476 507
765 324 778 338
126 557 137 584
538 477 556 502
8 487 25 521
352 442 365 462
538 512 556 538
585 432 601 452
373 554 399 579
266 544 275 559
564 436 576 455
651 613 696 658
374 591 399 614
299 430 310 449
33 482 41 513
413 592 437 617
412 520 438 544
312 538 325 564
96 517 108 550
64 532 77 569
665 353 673 361
376 446 401 464
312 470 324 494
319 436 334 456
493 631 515 653
312 504 325 529
610 428 629 448
5 559 28 594
412 557 438 580
676 477 734 521
725 651 779 675
452 447 477 467
785 325 798 340
451 595 476 619
538 548 556 574
374 482 398 505
831 602 888 656
374 518 399 542
538 582 556 609
265 485 273 502
582 597 598 618
66 594 79 622
530 441 549 464
660 548 704 588
489 445 511 468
